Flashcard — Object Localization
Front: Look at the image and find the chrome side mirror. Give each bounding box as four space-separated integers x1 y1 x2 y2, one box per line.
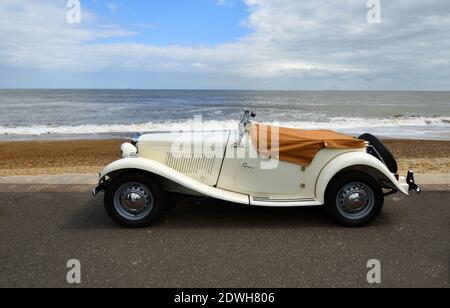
238 109 256 144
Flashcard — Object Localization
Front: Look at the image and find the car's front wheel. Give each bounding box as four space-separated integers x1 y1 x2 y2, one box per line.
325 172 384 227
104 173 166 228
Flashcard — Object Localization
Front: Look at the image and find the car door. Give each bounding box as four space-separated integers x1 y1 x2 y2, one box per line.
217 132 304 196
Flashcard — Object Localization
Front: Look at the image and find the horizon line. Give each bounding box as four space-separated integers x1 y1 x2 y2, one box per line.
1 88 450 92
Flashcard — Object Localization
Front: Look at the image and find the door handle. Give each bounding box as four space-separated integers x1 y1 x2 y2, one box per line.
241 162 255 169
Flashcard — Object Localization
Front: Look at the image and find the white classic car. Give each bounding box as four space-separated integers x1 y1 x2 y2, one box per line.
93 110 419 228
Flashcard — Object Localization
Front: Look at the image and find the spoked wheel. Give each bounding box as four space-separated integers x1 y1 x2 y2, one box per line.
325 172 384 227
105 173 166 228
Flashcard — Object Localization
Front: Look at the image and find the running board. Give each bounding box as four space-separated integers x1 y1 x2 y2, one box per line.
250 196 322 207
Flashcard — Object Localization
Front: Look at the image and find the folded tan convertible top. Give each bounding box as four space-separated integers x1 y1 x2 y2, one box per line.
250 124 366 166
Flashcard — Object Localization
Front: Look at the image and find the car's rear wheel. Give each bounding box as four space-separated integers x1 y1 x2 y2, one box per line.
325 172 384 227
105 173 166 228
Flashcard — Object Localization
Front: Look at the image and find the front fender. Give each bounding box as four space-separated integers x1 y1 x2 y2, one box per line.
99 157 250 205
315 152 409 204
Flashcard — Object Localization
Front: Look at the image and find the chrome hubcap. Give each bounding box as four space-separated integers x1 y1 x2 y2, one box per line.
123 192 146 212
336 182 374 220
114 182 153 221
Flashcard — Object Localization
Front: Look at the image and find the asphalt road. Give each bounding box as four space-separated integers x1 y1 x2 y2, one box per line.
0 187 449 288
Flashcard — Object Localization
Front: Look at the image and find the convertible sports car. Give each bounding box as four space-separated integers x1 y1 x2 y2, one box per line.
93 110 420 228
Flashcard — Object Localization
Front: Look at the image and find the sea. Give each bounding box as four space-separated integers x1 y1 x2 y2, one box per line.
0 89 449 141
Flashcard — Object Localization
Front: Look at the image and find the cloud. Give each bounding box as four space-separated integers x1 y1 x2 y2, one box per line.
134 23 159 30
1 0 450 89
106 2 117 13
216 0 236 7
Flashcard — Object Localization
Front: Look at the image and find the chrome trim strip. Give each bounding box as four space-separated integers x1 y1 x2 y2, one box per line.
253 197 316 203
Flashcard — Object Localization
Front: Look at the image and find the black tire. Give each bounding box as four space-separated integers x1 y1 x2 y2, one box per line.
104 173 166 228
359 133 398 174
325 172 384 227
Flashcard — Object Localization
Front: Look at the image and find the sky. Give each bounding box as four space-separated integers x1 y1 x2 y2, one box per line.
0 0 449 90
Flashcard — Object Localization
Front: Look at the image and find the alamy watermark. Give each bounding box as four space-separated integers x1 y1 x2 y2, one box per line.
66 1 380 25
65 1 380 25
367 0 382 24
367 259 382 284
66 259 81 284
66 0 81 24
168 115 280 170
64 258 382 286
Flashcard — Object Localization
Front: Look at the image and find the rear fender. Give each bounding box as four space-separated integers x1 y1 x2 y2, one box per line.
315 152 409 204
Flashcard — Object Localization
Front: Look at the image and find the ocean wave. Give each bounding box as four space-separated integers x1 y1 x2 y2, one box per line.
1 117 449 136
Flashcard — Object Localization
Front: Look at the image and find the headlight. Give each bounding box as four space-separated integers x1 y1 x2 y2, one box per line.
121 143 138 158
